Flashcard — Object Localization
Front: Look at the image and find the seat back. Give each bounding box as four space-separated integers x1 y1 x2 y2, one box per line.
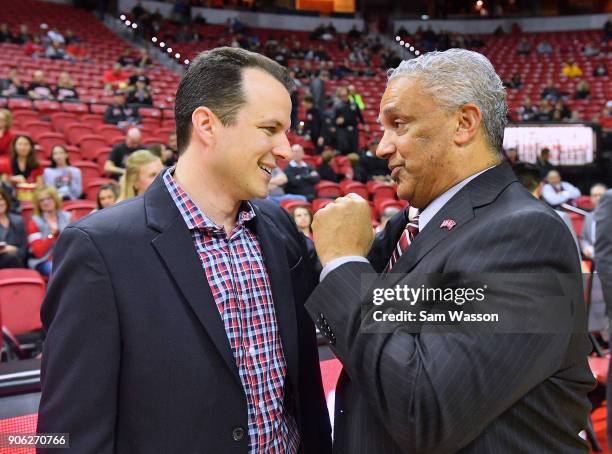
0 269 46 335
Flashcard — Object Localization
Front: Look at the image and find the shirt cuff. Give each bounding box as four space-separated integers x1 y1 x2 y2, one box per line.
320 256 369 282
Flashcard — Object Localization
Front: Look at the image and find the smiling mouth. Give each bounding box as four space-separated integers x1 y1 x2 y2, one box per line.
258 163 272 175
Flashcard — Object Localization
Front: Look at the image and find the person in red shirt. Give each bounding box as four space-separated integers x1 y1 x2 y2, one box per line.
0 109 13 158
24 34 44 57
102 63 129 90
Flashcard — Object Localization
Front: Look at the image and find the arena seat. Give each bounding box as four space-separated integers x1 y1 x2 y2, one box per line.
312 198 334 212
0 269 46 337
62 200 96 220
315 181 342 198
340 180 369 199
84 178 115 201
78 135 108 160
279 200 311 213
73 161 102 188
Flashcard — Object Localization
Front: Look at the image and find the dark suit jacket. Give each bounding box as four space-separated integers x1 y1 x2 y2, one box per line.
306 163 594 453
37 174 332 453
595 189 612 274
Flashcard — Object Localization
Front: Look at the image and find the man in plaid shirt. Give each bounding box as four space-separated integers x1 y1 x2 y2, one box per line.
38 48 332 453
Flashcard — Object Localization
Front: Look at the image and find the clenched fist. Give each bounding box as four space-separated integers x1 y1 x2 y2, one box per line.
311 193 374 266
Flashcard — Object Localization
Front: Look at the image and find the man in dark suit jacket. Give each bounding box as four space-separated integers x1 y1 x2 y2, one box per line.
595 188 612 443
38 48 331 453
305 49 593 453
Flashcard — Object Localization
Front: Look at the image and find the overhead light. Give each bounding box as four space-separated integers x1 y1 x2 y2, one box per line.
175 53 181 58
167 48 172 53
120 14 126 20
476 0 484 6
400 40 405 45
131 23 137 29
395 36 400 41
184 59 190 65
152 37 158 43
125 20 131 26
160 42 165 48
415 50 421 55
410 46 415 51
421 14 429 20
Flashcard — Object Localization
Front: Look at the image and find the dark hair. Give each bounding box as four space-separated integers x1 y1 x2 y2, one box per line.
96 183 119 210
10 134 38 170
174 47 293 155
0 188 12 213
514 163 540 193
50 144 70 167
147 143 163 158
540 147 550 157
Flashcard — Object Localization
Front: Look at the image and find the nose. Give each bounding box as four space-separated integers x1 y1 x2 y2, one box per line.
376 132 396 160
272 133 292 161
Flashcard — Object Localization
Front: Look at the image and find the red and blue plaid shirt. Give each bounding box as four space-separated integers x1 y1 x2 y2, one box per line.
163 168 299 453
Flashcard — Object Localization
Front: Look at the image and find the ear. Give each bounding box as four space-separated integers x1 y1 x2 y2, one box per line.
453 103 482 147
191 106 216 147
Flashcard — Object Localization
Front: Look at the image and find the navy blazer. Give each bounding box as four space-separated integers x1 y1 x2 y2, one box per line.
38 173 332 453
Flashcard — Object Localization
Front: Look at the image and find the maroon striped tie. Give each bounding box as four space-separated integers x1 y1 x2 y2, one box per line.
386 213 419 272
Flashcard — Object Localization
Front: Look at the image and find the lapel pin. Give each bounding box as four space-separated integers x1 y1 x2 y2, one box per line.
440 219 457 231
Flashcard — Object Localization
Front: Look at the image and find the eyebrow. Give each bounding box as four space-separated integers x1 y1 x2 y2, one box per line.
259 119 290 132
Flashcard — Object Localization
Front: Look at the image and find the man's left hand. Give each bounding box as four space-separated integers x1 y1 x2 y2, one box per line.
312 193 374 266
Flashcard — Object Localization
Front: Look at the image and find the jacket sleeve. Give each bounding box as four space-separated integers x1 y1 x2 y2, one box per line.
305 209 589 453
27 219 54 258
37 226 120 453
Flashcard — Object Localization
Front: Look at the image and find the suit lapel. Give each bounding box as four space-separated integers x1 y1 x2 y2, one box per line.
251 206 299 392
145 175 241 387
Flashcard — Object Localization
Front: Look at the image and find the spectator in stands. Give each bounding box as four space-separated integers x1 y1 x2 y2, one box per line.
126 78 153 106
536 40 552 55
118 49 136 67
552 99 572 121
148 142 174 167
541 170 581 207
0 68 25 97
167 131 177 154
103 63 130 90
128 68 151 87
535 147 555 179
267 166 308 204
601 100 612 130
65 42 89 62
604 16 612 41
517 96 537 121
45 40 67 60
317 149 340 183
348 85 365 111
540 79 561 102
63 29 79 46
298 95 320 144
533 99 552 121
333 86 363 155
516 39 531 55
24 34 44 57
0 188 27 268
505 73 522 89
27 186 71 276
104 127 143 178
27 70 53 100
360 139 392 182
309 70 328 112
104 90 141 128
136 48 152 68
43 145 82 201
582 42 599 57
13 24 30 45
0 24 13 43
47 27 65 45
593 62 608 77
7 135 42 186
574 80 590 99
581 183 607 259
292 205 313 239
96 183 119 210
562 60 583 78
284 144 320 201
504 147 521 168
0 109 14 157
118 149 163 201
54 72 79 101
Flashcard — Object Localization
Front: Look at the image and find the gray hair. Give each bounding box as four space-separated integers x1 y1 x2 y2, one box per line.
387 49 508 155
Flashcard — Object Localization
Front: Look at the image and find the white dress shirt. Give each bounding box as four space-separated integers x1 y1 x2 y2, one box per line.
320 166 496 281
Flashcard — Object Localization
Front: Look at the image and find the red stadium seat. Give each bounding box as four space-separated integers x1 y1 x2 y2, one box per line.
279 200 311 213
78 135 108 160
36 132 66 156
50 112 77 133
24 121 53 139
33 100 62 115
340 180 369 199
139 107 162 119
85 178 115 201
371 183 397 201
65 124 95 145
11 110 39 126
62 200 96 220
0 269 46 336
93 148 112 175
312 198 334 212
315 181 342 198
576 195 594 211
8 98 33 111
374 199 406 217
73 161 102 188
62 102 89 114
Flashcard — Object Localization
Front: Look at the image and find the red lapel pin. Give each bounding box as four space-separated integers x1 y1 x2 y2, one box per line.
440 219 457 230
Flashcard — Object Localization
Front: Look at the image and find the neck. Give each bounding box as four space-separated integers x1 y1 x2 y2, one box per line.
174 156 241 234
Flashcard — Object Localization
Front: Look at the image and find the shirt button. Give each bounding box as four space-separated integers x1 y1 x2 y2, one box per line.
232 426 245 442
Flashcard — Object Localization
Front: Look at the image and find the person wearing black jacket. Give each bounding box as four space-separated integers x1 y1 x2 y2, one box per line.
333 86 364 155
284 144 321 201
104 91 141 127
